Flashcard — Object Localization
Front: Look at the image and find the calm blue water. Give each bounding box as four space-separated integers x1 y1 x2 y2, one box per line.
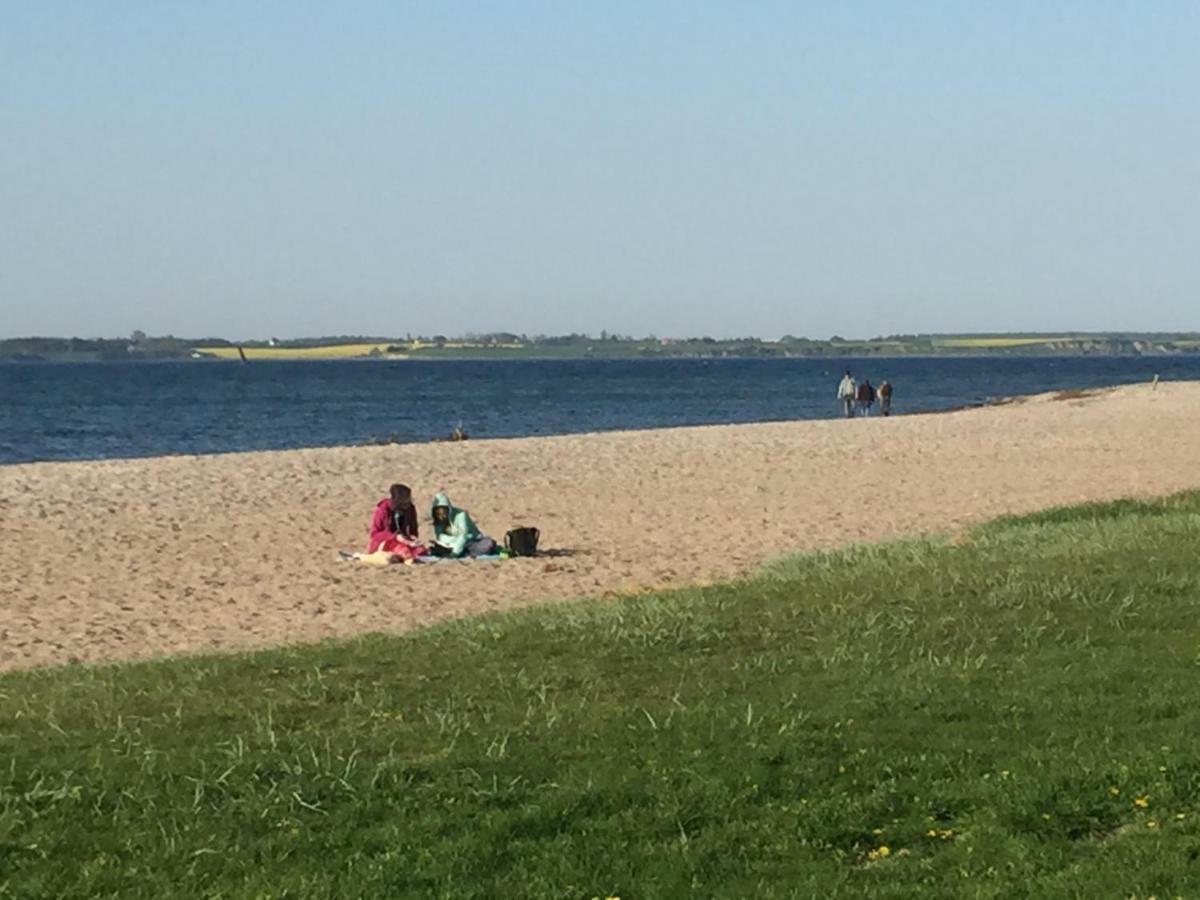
1 356 1197 464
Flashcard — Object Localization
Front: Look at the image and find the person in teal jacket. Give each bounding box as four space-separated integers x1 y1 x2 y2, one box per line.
430 492 497 558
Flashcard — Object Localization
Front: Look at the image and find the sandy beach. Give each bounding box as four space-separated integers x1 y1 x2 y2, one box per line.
2 381 1198 672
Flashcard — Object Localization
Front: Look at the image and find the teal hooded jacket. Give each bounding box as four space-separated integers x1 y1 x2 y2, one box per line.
430 493 481 556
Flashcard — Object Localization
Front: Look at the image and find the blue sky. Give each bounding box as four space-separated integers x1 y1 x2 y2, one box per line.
2 1 1197 339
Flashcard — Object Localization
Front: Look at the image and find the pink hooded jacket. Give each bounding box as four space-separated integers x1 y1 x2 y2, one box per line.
368 497 419 553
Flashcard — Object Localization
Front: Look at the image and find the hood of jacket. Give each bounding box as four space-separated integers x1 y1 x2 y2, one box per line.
431 492 455 517
431 492 465 533
431 492 479 548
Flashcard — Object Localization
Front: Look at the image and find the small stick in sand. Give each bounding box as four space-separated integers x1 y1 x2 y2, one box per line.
1152 374 1160 391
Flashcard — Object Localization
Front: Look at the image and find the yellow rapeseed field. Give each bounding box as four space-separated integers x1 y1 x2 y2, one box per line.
193 344 393 360
934 336 1069 348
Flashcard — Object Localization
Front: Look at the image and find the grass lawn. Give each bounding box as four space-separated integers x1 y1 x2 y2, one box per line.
4 493 1200 898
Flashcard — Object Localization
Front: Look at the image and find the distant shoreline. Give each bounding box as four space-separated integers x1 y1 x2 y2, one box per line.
3 332 1199 363
0 379 1174 469
2 348 1198 365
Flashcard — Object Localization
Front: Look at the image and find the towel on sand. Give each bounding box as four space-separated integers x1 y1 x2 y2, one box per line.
339 549 502 566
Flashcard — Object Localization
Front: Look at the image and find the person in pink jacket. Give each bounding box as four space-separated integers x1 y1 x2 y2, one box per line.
367 483 426 560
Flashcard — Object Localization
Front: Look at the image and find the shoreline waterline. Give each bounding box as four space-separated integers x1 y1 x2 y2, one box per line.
4 357 1198 465
0 377 1169 469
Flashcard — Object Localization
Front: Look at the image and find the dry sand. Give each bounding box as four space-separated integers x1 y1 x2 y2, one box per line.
2 381 1198 672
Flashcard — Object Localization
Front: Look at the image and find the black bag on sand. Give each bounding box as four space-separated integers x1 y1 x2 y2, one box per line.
505 527 540 557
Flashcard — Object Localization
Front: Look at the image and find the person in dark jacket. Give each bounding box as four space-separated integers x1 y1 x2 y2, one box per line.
878 379 893 416
855 380 876 416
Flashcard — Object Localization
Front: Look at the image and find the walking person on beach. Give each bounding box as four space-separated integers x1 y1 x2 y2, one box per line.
856 379 876 416
878 379 893 416
837 370 857 418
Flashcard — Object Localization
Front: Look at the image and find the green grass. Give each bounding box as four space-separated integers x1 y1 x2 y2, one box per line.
5 494 1200 898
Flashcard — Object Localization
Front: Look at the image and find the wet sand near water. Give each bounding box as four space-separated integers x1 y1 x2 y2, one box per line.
2 381 1198 672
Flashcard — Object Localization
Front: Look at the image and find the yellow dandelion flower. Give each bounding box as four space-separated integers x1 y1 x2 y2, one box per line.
1147 820 1159 829
877 845 890 858
871 827 884 835
926 829 938 838
1176 813 1186 821
1109 786 1120 796
1134 795 1150 809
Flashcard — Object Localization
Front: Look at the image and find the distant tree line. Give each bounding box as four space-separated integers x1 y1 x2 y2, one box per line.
0 333 195 361
3 330 1198 362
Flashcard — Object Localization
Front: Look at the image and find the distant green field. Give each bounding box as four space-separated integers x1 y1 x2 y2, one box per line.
5 493 1200 897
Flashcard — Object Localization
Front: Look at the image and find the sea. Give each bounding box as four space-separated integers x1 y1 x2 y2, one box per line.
1 355 1197 465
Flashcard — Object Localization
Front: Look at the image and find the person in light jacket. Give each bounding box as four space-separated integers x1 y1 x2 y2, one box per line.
836 370 856 418
430 492 497 558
